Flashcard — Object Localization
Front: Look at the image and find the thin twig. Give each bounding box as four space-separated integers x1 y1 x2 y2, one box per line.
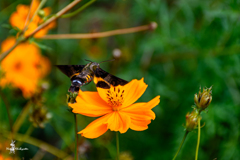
22 0 35 33
0 37 25 62
24 0 47 34
25 0 82 38
0 0 82 62
38 22 158 39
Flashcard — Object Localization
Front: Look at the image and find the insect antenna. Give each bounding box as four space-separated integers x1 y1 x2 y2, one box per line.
84 59 93 63
99 59 115 64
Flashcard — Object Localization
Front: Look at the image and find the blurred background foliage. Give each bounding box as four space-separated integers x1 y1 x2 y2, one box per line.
0 0 240 159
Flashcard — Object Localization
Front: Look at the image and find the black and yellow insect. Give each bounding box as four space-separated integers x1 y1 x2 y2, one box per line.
56 60 128 94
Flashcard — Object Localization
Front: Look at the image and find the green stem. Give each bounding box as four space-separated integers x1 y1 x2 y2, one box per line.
116 132 119 160
17 125 34 147
195 117 201 160
13 101 32 133
172 131 189 160
61 0 96 18
0 89 13 133
74 114 78 160
1 131 70 159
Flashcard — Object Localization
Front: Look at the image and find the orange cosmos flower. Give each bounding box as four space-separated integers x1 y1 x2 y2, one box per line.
0 37 51 98
9 0 55 38
69 78 160 139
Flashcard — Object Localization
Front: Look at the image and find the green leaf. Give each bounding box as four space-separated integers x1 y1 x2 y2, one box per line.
1 24 12 29
31 40 53 51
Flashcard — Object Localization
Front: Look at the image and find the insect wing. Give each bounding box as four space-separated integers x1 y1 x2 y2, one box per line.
94 68 128 89
56 65 85 77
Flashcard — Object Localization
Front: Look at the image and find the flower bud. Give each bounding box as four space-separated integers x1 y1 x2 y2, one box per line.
194 86 212 112
67 92 78 104
120 152 133 160
38 9 46 18
29 106 52 128
185 109 200 132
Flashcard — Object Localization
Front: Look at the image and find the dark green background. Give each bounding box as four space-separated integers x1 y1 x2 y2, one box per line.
0 0 240 159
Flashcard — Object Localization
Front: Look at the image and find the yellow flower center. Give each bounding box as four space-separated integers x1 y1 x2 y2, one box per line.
106 87 124 111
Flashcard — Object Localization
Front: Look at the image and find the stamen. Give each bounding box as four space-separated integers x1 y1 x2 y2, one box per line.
106 87 125 111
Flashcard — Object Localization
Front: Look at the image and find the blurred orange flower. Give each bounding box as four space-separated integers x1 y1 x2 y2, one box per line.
0 37 51 98
9 0 55 38
0 155 13 160
0 139 14 160
69 78 160 139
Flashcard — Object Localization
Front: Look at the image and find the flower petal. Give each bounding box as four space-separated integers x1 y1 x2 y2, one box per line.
78 114 112 139
123 109 155 120
129 119 151 131
96 86 111 105
122 78 148 107
97 78 148 108
69 90 112 117
1 37 16 52
105 111 131 133
122 96 160 120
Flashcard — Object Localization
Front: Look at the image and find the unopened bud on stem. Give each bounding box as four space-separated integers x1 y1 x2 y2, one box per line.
38 9 46 18
194 86 212 112
185 109 200 132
